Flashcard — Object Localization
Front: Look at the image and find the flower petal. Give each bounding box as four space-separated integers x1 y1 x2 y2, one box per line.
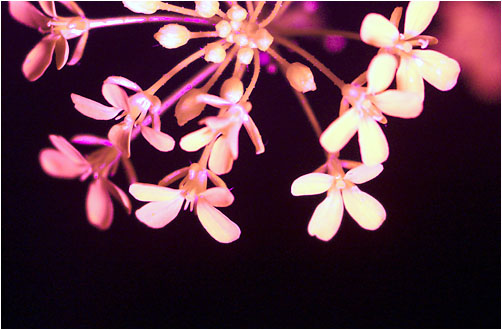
135 198 184 229
180 127 215 152
197 93 233 108
22 35 58 81
307 190 344 241
208 136 233 175
360 13 399 48
107 121 133 158
200 187 234 207
367 53 398 94
54 35 69 70
291 173 334 196
404 1 439 39
67 31 88 66
140 126 175 152
48 134 87 164
102 83 129 110
342 186 386 231
86 179 113 230
71 134 113 146
9 1 50 29
39 1 57 17
372 90 423 118
396 56 424 98
358 117 388 166
196 200 240 243
175 88 207 126
60 1 85 17
71 93 121 120
104 180 132 214
39 149 88 179
344 164 383 184
319 108 360 153
103 76 142 92
413 50 461 92
129 183 181 202
243 115 265 154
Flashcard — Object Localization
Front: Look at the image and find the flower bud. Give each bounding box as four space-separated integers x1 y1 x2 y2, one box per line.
286 62 317 93
220 77 244 104
237 47 253 65
123 1 162 14
254 28 274 51
195 1 219 18
227 5 247 21
175 89 206 126
154 24 190 49
215 20 232 38
205 43 226 63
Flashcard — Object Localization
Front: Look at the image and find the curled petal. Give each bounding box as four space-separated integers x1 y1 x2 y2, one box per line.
104 180 132 214
71 93 121 120
243 115 265 155
342 186 386 231
135 198 184 229
358 117 388 166
67 31 88 66
107 121 133 158
413 50 461 92
49 134 87 164
103 76 142 93
55 35 69 70
22 35 58 81
396 56 424 98
196 200 240 243
307 190 344 241
320 108 360 153
39 1 57 17
372 90 423 118
71 134 113 146
291 173 334 196
200 187 234 207
360 13 399 48
180 127 215 152
140 126 175 152
404 1 439 39
208 136 233 175
367 53 398 94
129 183 181 202
344 164 383 184
9 1 50 29
39 149 88 179
86 179 114 230
102 83 129 110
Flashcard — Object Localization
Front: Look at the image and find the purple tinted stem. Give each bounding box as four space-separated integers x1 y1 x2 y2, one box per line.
88 15 212 29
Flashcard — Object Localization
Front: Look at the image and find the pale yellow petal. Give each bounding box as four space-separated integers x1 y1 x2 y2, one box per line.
243 115 265 154
102 83 129 110
200 187 234 207
291 173 334 196
358 117 388 166
39 149 87 179
140 126 175 152
135 198 184 229
86 179 113 230
344 164 383 184
360 13 399 48
22 35 57 81
196 200 241 243
71 93 121 120
54 35 69 70
129 183 181 202
396 56 424 99
342 186 386 230
307 190 344 241
413 50 461 91
107 121 133 158
372 90 423 118
67 31 88 66
319 108 360 153
179 127 215 152
404 1 439 38
103 76 142 92
367 53 398 94
175 89 207 126
208 136 233 175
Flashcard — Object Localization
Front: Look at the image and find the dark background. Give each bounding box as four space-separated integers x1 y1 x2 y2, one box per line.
2 2 500 328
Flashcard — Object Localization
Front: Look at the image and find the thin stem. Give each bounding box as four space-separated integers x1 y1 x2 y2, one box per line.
292 89 323 139
272 28 360 40
259 1 283 28
249 1 265 24
190 31 220 39
242 49 261 102
158 3 199 17
202 45 239 91
246 1 254 16
275 36 346 90
266 47 289 67
88 15 211 30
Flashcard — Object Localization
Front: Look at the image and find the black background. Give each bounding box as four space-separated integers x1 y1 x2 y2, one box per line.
2 2 500 328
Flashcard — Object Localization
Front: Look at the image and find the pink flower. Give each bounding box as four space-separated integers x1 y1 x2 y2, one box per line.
39 135 131 230
9 1 89 81
129 163 240 243
360 1 460 99
291 163 386 241
71 76 175 158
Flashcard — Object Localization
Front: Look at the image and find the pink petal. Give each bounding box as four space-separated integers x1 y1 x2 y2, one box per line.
129 183 181 202
71 93 121 120
196 200 241 243
307 190 344 241
367 53 398 94
104 180 132 214
54 35 69 70
319 108 360 153
22 35 58 81
9 1 50 29
71 134 112 146
342 186 386 231
103 76 142 93
360 13 399 48
396 56 424 99
102 83 129 110
86 179 114 230
344 164 383 184
243 115 265 154
226 124 241 160
200 187 234 207
175 89 207 126
39 149 87 179
291 173 333 196
208 136 233 175
49 134 87 164
179 127 215 152
140 126 175 152
203 115 233 131
372 90 423 118
358 117 388 166
413 50 461 91
197 93 233 108
135 198 184 229
67 31 88 66
107 121 133 158
404 1 439 38
39 1 57 17
60 1 85 17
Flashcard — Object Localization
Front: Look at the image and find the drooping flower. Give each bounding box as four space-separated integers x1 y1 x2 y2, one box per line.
39 135 131 230
71 76 175 158
320 53 423 165
360 1 460 99
9 1 89 81
291 162 386 241
129 163 240 243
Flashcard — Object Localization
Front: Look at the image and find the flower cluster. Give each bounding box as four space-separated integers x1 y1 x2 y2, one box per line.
11 1 460 243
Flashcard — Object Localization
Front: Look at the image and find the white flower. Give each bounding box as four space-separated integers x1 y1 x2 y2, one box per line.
123 1 163 14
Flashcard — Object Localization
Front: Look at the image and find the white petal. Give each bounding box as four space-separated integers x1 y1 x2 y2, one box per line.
103 76 142 92
367 53 398 94
135 198 184 229
196 200 241 243
39 149 87 179
372 90 423 118
200 187 234 207
413 50 461 91
9 1 50 29
54 35 69 70
22 35 57 81
342 186 386 231
71 93 121 120
86 179 113 230
360 13 399 48
404 1 439 38
129 183 181 202
49 134 87 164
358 117 388 166
291 173 334 196
208 136 233 175
396 56 424 99
180 127 215 152
319 108 360 153
307 190 344 241
102 83 129 110
140 126 175 152
107 121 133 158
344 164 383 184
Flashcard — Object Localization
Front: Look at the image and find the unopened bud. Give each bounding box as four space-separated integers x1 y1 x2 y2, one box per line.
154 24 190 49
220 77 244 104
227 5 247 21
205 43 226 63
215 20 231 38
195 1 219 18
123 1 162 14
286 62 317 93
237 47 253 65
175 89 206 126
254 28 274 51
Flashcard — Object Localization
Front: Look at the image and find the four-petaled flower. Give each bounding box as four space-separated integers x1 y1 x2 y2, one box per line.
39 134 131 230
291 162 386 241
71 76 175 158
9 1 89 81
